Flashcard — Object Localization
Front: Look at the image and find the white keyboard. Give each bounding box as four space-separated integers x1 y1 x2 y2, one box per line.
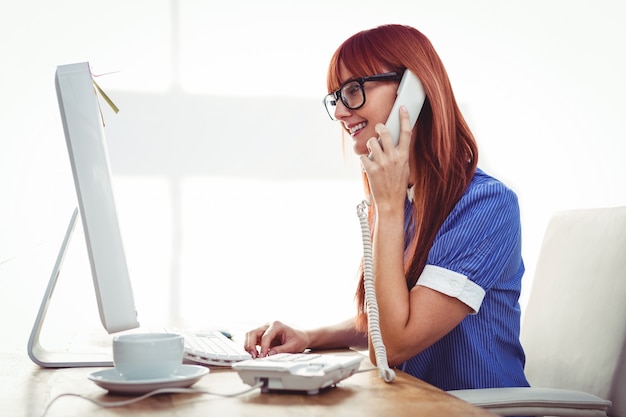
175 330 252 366
232 352 364 395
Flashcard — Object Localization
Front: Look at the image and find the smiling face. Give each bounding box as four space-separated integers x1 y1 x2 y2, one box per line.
333 65 400 156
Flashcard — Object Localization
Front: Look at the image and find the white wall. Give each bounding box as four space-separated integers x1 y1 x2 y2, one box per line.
1 0 625 343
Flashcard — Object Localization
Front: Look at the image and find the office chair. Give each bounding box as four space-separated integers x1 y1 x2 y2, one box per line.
449 206 626 417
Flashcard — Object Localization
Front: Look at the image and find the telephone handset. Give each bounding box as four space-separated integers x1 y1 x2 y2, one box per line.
357 69 425 383
384 69 425 145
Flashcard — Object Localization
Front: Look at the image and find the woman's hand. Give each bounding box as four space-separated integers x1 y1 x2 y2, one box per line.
360 106 412 211
244 321 310 358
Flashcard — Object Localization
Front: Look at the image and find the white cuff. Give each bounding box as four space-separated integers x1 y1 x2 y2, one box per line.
415 265 485 314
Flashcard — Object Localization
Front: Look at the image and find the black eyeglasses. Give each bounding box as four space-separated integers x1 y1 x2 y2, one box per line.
322 71 403 121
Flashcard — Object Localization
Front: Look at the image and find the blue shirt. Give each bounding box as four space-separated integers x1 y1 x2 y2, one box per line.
401 168 530 390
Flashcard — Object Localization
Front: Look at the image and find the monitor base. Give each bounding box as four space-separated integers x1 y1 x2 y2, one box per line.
27 208 114 368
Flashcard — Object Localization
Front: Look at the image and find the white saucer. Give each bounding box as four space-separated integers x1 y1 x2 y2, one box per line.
89 364 209 394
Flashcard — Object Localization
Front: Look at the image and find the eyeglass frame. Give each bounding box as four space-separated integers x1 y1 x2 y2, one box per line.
322 71 404 121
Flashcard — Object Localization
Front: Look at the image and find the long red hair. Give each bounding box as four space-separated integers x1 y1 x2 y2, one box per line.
326 24 478 331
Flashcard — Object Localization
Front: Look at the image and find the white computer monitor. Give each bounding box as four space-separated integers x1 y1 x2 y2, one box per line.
28 62 140 368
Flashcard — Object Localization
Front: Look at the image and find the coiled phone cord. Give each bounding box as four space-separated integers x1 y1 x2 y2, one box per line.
356 198 396 383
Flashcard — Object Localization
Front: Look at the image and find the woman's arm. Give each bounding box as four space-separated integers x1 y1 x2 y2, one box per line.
307 317 368 350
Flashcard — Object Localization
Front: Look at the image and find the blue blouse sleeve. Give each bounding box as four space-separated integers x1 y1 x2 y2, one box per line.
425 174 522 293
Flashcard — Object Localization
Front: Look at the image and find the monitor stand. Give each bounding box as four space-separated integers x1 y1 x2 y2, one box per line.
27 208 113 368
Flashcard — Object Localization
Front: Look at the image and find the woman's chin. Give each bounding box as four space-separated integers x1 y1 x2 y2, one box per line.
352 141 369 156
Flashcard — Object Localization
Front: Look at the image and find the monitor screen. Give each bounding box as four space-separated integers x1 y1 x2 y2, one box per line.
28 62 139 367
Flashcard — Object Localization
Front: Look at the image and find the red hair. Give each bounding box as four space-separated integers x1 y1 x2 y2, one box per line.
327 24 478 331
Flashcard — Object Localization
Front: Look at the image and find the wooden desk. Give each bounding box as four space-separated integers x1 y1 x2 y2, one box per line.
2 351 494 417
0 257 493 416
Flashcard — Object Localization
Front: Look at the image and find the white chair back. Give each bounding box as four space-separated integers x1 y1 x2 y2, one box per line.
521 206 626 417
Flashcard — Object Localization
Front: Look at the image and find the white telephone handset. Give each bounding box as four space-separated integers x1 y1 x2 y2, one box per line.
358 69 425 382
384 69 425 145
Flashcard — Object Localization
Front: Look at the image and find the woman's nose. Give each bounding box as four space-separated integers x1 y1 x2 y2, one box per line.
334 100 352 120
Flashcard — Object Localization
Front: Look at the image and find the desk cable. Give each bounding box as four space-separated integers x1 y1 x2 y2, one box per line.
40 366 390 416
40 367 387 416
40 382 263 417
41 367 395 417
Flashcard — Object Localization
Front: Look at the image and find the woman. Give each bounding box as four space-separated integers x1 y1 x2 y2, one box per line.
244 24 529 391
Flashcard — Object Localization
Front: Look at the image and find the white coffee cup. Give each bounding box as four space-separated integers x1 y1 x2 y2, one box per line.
113 333 184 380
